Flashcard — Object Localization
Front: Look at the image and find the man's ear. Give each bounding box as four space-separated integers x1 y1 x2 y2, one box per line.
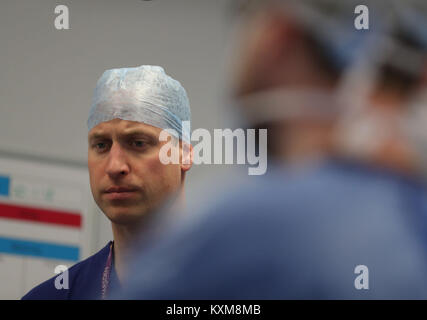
180 142 193 171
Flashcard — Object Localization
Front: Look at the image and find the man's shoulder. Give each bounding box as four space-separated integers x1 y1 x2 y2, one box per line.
21 242 112 300
215 160 427 213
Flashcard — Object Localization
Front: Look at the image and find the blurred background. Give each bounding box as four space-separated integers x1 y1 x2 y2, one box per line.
0 0 236 299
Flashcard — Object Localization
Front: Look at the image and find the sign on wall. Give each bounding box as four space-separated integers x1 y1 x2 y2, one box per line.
0 156 94 299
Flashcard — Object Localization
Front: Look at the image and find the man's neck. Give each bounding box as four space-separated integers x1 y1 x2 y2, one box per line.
110 188 186 283
111 222 143 283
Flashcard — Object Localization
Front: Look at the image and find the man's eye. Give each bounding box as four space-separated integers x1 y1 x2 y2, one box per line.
132 141 145 148
95 142 108 150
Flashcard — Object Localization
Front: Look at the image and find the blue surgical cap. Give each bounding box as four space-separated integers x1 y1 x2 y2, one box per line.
88 65 191 143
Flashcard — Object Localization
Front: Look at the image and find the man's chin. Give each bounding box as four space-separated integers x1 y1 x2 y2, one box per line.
104 208 148 226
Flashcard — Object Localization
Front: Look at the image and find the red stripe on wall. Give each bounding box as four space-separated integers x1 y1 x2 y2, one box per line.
0 202 81 228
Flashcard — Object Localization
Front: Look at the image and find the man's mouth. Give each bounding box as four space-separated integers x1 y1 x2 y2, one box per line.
103 186 139 200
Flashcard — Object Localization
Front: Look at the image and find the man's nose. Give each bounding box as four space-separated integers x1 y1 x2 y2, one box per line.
105 143 130 179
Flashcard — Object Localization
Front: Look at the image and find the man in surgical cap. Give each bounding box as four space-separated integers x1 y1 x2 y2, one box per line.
118 0 427 299
22 65 192 299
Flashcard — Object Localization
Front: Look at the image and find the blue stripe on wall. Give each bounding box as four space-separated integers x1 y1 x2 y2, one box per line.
0 236 79 261
0 175 10 197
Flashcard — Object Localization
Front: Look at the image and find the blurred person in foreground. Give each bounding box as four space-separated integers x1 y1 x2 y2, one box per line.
23 65 192 299
118 1 427 299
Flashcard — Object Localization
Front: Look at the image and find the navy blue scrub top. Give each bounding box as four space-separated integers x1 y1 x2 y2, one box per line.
22 241 120 300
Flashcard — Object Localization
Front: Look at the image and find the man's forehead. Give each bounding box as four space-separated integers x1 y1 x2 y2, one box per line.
88 119 161 137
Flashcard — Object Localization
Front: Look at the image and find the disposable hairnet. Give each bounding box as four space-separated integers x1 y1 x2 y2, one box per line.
88 65 191 143
284 0 387 72
285 0 427 72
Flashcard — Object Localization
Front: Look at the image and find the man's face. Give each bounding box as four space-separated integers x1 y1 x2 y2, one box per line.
88 119 185 225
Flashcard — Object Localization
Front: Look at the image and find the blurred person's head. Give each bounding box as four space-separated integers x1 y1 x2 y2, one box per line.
229 0 362 164
87 65 192 228
229 0 427 173
231 0 340 98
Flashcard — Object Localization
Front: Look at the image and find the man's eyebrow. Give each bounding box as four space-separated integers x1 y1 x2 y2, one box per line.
120 129 157 140
88 129 158 142
88 132 109 141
